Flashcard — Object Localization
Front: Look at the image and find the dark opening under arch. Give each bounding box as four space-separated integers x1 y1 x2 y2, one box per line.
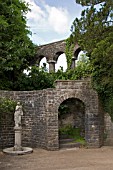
58 98 85 148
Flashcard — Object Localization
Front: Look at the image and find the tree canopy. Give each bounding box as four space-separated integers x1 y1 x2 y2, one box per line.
0 0 36 89
72 0 113 53
71 0 113 119
76 0 109 6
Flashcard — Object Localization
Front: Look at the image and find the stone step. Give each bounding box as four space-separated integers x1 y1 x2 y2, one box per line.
59 138 75 144
60 142 82 149
59 134 70 139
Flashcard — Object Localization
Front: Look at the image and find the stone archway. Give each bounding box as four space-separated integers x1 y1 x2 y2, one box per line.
46 80 104 150
55 93 94 149
0 80 106 150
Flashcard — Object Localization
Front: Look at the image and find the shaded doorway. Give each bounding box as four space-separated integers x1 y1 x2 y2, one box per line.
58 98 86 148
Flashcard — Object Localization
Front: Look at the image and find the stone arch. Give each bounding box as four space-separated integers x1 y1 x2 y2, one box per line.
56 93 90 114
55 93 93 145
74 47 81 60
39 56 49 71
46 93 88 150
33 40 81 72
46 81 103 150
38 55 46 66
55 51 64 62
55 51 67 71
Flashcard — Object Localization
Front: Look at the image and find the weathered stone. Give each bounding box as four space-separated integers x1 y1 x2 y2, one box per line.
33 40 80 72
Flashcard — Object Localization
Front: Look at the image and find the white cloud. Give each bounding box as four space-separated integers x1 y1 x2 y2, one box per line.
45 5 70 34
25 0 70 35
25 0 47 32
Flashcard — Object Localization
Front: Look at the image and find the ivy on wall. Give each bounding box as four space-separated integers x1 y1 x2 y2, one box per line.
65 38 74 70
0 98 17 119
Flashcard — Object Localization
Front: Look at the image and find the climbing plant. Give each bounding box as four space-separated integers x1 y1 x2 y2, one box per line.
65 38 74 70
0 97 17 125
0 98 16 114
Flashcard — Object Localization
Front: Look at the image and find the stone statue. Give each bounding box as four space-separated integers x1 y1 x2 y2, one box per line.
14 102 23 127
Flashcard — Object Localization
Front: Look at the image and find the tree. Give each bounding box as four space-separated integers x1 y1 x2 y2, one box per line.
72 0 113 53
0 0 36 90
71 0 113 119
76 0 107 6
14 66 55 90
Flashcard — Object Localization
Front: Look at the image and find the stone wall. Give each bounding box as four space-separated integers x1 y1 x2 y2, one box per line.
104 113 113 145
0 111 14 149
0 90 47 149
0 80 112 150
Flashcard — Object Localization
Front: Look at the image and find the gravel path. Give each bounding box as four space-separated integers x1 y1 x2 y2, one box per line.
0 146 113 170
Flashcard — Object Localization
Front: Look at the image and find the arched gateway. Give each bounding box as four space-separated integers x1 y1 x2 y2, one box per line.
45 80 104 150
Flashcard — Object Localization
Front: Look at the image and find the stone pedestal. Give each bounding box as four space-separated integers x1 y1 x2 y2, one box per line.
13 126 23 151
3 125 33 155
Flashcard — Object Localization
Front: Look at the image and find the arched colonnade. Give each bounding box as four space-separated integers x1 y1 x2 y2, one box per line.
35 40 81 72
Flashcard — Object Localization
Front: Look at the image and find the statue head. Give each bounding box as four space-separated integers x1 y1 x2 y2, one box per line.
17 102 21 105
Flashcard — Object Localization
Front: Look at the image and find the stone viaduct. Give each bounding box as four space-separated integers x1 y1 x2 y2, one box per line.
34 40 81 72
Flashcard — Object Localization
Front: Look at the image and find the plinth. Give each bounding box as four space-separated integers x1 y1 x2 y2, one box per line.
13 126 23 151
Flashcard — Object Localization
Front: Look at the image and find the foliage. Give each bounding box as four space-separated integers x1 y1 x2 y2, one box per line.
58 104 69 116
14 58 92 91
13 66 55 90
54 56 92 80
65 38 74 69
59 124 85 145
91 32 113 120
0 98 17 114
0 0 36 90
75 0 107 6
72 0 113 53
71 0 113 119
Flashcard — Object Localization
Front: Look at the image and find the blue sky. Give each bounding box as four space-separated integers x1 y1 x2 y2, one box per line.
25 0 84 45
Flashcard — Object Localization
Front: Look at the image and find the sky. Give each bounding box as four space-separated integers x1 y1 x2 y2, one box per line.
24 0 84 71
25 0 84 45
